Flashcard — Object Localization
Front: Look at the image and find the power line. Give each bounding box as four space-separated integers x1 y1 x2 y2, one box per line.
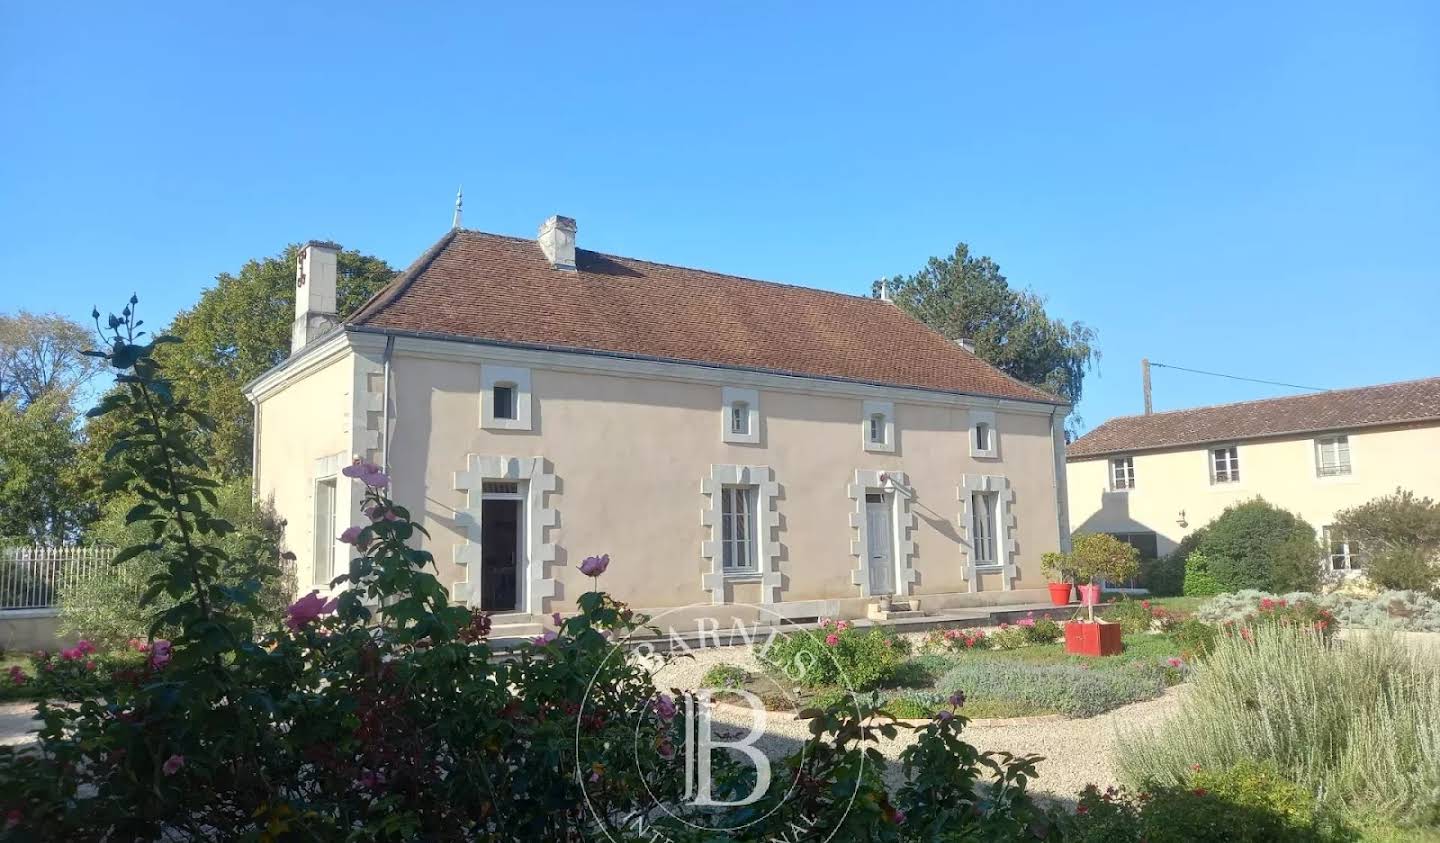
1149 362 1327 393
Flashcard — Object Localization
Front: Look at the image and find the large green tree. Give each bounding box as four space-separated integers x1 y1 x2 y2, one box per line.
113 245 395 479
0 391 93 542
0 311 104 406
877 243 1098 414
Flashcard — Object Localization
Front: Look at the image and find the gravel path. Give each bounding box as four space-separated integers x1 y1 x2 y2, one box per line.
0 701 40 749
651 642 1184 800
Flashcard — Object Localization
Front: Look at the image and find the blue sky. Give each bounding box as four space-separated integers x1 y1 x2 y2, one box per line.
2 2 1435 430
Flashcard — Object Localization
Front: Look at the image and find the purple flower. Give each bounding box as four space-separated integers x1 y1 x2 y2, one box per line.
654 694 677 721
149 640 172 669
579 554 610 577
162 754 184 775
934 710 954 722
339 525 364 545
892 808 906 825
285 592 338 632
948 691 967 709
531 630 558 646
658 739 677 760
341 459 380 479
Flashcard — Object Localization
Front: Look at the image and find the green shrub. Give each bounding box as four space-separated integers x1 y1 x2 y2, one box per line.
1069 533 1141 585
1023 616 1062 644
936 659 1167 718
1364 546 1439 594
990 625 1029 650
1334 489 1440 593
701 663 751 690
1172 618 1219 657
761 620 904 690
1193 498 1319 593
1102 598 1155 634
1116 625 1440 826
1138 554 1185 597
60 478 294 647
1182 551 1223 596
1270 532 1323 593
1061 763 1353 842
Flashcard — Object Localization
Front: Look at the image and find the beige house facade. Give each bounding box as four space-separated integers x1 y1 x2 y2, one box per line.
1066 378 1440 573
245 218 1072 631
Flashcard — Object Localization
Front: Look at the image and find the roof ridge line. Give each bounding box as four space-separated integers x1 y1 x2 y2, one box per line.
1097 374 1440 422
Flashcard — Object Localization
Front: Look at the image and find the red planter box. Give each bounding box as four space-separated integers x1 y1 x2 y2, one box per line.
1065 621 1123 657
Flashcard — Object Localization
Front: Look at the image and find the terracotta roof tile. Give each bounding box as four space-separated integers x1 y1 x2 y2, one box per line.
1067 377 1440 459
347 229 1061 404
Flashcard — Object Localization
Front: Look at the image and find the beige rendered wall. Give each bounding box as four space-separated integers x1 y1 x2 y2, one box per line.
1067 422 1440 555
253 353 355 590
385 350 1066 617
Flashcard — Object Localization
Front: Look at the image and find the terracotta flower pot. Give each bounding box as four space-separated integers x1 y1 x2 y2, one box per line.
1064 620 1123 656
1047 582 1073 606
1078 583 1101 606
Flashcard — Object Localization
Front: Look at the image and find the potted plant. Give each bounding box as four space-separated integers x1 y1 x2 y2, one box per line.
1040 552 1074 606
1063 533 1140 656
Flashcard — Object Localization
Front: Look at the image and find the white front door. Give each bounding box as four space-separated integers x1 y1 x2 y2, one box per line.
865 493 895 595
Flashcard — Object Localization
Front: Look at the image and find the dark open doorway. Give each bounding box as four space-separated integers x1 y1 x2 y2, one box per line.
480 498 521 612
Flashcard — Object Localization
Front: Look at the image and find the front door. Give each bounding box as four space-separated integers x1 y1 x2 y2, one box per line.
480 498 522 612
865 493 895 595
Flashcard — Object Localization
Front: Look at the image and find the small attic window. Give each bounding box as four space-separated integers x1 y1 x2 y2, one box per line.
869 413 886 444
731 402 750 435
493 384 516 420
722 387 759 444
862 400 894 453
970 411 998 458
975 423 990 452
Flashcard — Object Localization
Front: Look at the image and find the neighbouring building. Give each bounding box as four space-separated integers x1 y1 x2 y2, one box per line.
244 217 1072 633
1066 378 1440 574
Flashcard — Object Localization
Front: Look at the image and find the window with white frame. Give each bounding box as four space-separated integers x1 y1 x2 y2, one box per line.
1110 456 1135 490
862 399 895 453
1210 446 1240 484
969 410 998 458
720 485 758 573
970 491 999 566
1315 435 1351 477
312 477 337 586
481 364 533 431
1323 526 1362 571
721 387 760 444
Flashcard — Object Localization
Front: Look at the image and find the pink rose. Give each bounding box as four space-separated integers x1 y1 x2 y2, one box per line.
1167 657 1183 668
77 640 96 655
579 554 610 577
285 591 339 632
85 660 97 671
835 620 851 631
824 634 839 646
657 739 676 760
7 666 26 686
162 754 184 776
338 525 364 545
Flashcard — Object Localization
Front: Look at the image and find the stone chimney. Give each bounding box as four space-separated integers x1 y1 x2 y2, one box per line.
537 215 577 271
292 240 341 353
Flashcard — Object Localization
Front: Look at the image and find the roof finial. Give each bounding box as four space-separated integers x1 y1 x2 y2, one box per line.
452 186 464 230
878 276 891 302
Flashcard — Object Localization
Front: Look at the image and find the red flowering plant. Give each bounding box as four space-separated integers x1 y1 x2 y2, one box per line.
1219 597 1340 644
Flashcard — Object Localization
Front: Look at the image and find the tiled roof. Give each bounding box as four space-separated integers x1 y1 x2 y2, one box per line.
347 229 1061 404
1067 377 1440 459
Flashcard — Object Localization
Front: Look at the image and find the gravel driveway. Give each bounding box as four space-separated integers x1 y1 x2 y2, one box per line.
651 641 1183 800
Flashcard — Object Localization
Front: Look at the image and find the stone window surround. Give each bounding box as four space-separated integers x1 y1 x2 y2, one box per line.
969 409 999 459
721 386 760 444
861 400 895 453
453 455 559 614
481 365 534 431
846 469 917 597
700 464 781 604
958 473 1018 591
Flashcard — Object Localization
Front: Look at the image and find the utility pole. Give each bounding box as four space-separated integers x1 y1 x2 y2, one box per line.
1142 358 1153 415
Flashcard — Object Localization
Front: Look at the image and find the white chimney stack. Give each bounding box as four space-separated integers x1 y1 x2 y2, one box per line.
537 215 577 271
292 240 341 353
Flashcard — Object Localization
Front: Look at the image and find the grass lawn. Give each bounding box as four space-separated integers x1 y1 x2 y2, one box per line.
1141 596 1206 616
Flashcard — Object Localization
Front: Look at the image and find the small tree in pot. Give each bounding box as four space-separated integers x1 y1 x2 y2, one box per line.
1065 534 1140 655
1041 551 1075 605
